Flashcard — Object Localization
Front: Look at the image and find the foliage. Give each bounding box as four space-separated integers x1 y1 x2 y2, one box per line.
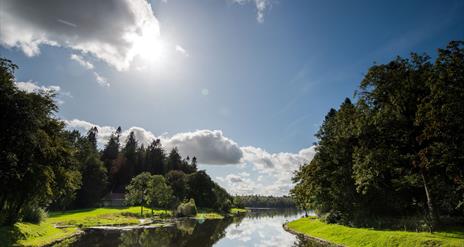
290 41 464 230
0 58 81 225
22 207 48 224
125 172 153 216
146 175 173 213
125 172 173 217
234 195 295 208
186 170 233 212
176 199 198 217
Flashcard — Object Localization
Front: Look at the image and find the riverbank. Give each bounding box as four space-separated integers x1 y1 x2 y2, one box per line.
0 207 247 246
285 217 464 247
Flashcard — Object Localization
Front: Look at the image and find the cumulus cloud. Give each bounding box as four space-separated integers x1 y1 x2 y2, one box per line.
0 0 161 70
163 130 243 164
63 118 316 195
63 120 243 165
64 119 156 148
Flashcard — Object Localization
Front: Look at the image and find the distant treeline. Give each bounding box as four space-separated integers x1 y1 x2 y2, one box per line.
0 58 233 226
234 195 295 208
291 41 464 231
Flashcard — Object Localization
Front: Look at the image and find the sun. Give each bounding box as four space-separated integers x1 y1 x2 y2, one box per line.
127 21 168 68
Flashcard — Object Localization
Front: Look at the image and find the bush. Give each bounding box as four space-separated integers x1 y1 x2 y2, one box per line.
176 199 197 217
22 207 47 224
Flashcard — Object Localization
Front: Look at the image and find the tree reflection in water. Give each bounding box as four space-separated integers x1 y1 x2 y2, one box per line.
68 210 322 247
71 217 240 247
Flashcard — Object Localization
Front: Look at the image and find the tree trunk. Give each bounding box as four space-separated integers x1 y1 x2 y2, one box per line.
140 205 143 218
421 171 439 232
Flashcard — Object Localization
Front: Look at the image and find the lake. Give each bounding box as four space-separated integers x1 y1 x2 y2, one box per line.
68 208 318 247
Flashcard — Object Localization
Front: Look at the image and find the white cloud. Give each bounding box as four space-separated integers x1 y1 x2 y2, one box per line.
64 119 156 148
0 0 162 70
15 80 72 104
15 81 60 93
232 0 271 23
163 130 243 164
93 72 110 87
175 45 189 57
63 118 316 195
70 54 94 69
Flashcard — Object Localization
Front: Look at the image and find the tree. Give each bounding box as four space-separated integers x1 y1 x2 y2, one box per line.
416 41 464 222
120 131 138 190
166 147 182 173
0 58 81 225
101 127 121 172
75 154 108 208
146 175 173 216
291 41 464 230
125 172 153 217
145 139 166 175
166 170 188 202
87 126 98 150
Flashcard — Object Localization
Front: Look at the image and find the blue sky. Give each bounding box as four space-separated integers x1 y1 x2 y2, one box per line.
1 0 463 195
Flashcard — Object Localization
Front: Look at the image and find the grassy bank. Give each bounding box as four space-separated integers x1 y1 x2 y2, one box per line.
0 207 247 246
286 217 464 247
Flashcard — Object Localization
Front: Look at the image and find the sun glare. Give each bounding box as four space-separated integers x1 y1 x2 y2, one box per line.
127 21 168 69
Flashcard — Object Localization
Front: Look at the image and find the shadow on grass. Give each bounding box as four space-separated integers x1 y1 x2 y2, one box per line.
0 224 25 246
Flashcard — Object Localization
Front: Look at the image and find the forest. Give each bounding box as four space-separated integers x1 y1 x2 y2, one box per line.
291 41 464 231
0 58 233 226
234 195 295 208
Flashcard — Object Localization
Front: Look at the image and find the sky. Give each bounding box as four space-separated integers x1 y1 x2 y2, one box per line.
1 0 463 196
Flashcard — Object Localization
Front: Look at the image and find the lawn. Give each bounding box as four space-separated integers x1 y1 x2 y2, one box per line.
287 217 464 247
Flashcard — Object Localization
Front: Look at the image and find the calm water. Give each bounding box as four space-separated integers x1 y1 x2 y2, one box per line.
68 209 318 247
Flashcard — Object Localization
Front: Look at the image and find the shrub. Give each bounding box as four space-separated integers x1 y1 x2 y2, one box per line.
22 207 47 224
176 199 197 217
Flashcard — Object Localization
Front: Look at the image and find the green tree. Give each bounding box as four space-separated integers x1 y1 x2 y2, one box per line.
75 154 108 207
101 127 121 172
125 172 152 217
0 58 81 225
120 131 138 190
166 170 188 202
146 175 173 216
145 139 166 175
416 41 464 221
166 147 182 173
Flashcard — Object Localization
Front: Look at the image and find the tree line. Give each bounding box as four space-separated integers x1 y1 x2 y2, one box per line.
234 195 295 208
291 41 464 231
0 58 233 225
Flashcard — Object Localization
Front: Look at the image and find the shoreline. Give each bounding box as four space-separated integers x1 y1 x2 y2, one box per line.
284 217 464 247
282 223 343 247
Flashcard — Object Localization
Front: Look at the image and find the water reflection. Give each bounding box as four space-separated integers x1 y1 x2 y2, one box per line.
215 208 303 247
69 209 315 247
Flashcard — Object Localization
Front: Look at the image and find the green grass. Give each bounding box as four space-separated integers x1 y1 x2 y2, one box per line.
230 208 248 214
0 222 79 247
195 212 224 219
48 207 171 227
287 217 464 247
0 207 171 246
